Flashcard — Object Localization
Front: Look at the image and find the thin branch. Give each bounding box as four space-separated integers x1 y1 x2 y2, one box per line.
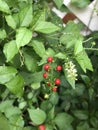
84 47 98 51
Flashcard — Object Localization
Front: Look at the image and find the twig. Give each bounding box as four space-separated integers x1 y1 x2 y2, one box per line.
84 47 98 51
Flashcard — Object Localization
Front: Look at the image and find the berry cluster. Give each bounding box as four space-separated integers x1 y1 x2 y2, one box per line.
43 57 62 95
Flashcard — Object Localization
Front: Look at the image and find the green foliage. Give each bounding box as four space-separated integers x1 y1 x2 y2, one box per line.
5 15 16 29
9 114 24 130
0 66 17 84
28 109 46 125
0 0 97 130
0 29 7 39
0 113 10 130
76 50 93 72
3 40 18 62
72 110 88 120
0 0 10 13
53 0 64 9
30 39 46 58
34 21 60 34
5 74 24 97
55 113 74 130
18 4 32 27
16 27 32 49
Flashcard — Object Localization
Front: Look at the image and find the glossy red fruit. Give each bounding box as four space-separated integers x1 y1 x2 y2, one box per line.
56 65 62 71
52 86 57 92
43 73 47 78
44 64 50 71
55 78 60 85
38 124 46 130
47 57 53 63
47 82 51 87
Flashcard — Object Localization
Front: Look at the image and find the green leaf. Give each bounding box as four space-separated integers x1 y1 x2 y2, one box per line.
74 83 85 96
66 77 75 89
32 9 46 28
16 27 32 49
55 113 74 130
19 4 32 27
0 0 10 13
55 52 67 59
47 107 55 120
0 66 17 84
76 121 89 130
19 101 27 109
53 0 63 9
49 92 59 105
3 40 18 62
60 21 82 48
72 110 88 120
60 33 76 48
0 113 10 130
5 74 24 97
20 71 43 85
0 100 13 113
5 15 16 29
76 51 93 72
9 115 24 130
23 51 38 72
40 101 52 112
74 38 83 55
31 82 40 90
71 0 90 8
23 127 33 130
30 40 46 58
35 21 60 34
0 29 7 39
5 106 21 118
64 69 76 89
90 117 98 128
46 124 53 130
13 13 20 27
46 48 55 57
81 75 90 86
28 109 46 125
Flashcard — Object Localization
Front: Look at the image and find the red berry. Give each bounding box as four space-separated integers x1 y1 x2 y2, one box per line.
47 57 53 63
47 82 51 87
56 65 62 71
38 124 46 130
52 86 57 92
44 64 50 71
43 73 47 78
55 78 60 85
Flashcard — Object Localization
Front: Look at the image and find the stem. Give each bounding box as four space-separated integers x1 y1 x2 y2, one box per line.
19 49 24 67
84 47 98 51
83 37 93 43
45 35 59 40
